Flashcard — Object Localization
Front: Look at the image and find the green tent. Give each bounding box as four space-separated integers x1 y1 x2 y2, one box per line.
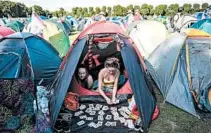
6 20 24 32
42 20 70 58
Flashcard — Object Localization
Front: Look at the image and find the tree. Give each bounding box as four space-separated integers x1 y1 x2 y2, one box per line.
58 7 66 16
126 4 133 11
89 7 93 13
33 5 44 15
154 4 167 15
183 3 192 14
71 7 77 16
76 7 82 17
95 7 101 14
148 4 154 15
83 7 88 13
102 6 106 13
141 4 149 15
202 3 209 10
193 3 200 12
134 5 141 11
168 4 179 15
107 7 112 16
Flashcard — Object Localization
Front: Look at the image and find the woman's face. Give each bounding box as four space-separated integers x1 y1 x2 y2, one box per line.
106 61 118 72
78 68 87 80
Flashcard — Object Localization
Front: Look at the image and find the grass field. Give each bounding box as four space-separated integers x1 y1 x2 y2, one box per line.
148 86 211 133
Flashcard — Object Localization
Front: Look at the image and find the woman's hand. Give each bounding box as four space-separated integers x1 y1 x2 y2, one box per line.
112 98 119 104
106 98 112 105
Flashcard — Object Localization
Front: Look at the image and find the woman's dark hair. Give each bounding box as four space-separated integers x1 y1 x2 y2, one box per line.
76 64 88 74
104 57 120 69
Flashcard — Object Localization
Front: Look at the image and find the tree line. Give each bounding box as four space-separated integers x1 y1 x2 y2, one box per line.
0 0 210 18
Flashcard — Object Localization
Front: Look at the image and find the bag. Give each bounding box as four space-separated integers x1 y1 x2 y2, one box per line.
64 92 79 111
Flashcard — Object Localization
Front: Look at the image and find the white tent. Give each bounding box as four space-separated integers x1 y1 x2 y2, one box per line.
129 20 169 59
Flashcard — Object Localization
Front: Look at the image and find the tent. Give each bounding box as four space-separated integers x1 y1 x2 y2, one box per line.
49 21 158 132
193 12 211 20
0 26 15 37
145 31 211 117
66 16 78 28
42 20 70 57
0 32 62 85
0 34 53 132
61 20 71 35
5 20 24 32
110 20 126 32
0 34 37 132
128 20 169 59
0 18 6 26
24 14 70 58
190 19 211 34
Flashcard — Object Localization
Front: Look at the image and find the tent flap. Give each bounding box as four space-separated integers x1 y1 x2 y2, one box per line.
166 52 198 117
49 38 86 124
121 38 155 130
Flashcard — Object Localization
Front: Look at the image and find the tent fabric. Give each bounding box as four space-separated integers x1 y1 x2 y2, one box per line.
183 29 210 37
24 15 70 58
126 21 142 35
187 38 211 111
50 38 87 124
193 12 211 20
190 19 211 34
0 38 32 78
62 21 71 35
129 20 169 59
5 21 24 32
121 38 155 130
0 26 15 37
0 19 6 26
146 32 211 116
1 32 61 84
78 21 127 39
42 20 70 58
165 50 198 117
145 33 187 96
0 52 22 78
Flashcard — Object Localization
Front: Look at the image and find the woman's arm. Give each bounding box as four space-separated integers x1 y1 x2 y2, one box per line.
98 70 112 104
112 69 120 103
87 75 93 89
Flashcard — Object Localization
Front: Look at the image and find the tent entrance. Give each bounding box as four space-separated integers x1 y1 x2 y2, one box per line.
69 34 132 96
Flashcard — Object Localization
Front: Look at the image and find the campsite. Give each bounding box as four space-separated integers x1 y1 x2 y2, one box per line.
0 0 211 133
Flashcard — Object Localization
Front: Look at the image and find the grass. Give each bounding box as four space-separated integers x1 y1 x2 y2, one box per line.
148 87 211 133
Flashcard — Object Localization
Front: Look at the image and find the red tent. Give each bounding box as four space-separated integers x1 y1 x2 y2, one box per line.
0 26 15 37
50 21 159 132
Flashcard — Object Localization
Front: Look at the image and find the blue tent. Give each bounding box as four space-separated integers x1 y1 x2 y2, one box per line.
61 20 71 35
193 12 211 20
49 22 156 132
0 32 62 84
146 32 211 116
66 16 78 28
190 19 211 34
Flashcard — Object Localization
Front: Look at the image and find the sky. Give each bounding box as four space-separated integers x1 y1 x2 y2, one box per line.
11 0 211 11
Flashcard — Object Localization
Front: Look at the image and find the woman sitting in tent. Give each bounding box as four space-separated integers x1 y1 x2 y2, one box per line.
96 57 121 105
76 65 93 89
